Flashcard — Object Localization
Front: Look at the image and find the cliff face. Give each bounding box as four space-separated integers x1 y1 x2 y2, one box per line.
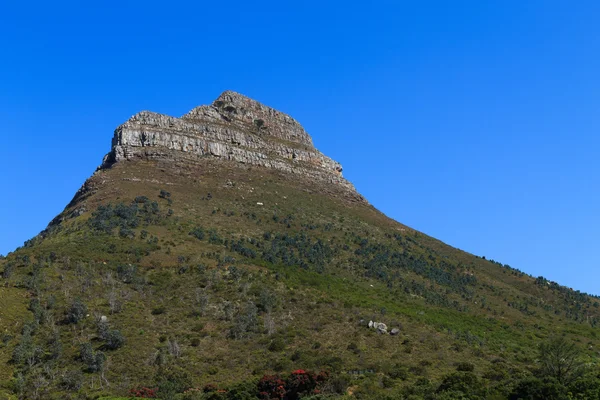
102 91 356 193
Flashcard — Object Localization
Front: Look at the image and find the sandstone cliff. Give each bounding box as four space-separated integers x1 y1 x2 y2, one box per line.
102 91 357 193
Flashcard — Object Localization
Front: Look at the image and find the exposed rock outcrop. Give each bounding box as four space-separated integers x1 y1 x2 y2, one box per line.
102 90 357 193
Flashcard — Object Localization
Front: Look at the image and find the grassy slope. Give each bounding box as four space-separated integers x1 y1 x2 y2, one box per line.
0 159 598 399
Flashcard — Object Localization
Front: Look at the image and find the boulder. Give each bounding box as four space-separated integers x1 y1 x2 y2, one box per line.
390 328 400 336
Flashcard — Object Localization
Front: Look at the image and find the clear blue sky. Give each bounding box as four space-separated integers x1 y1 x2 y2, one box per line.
1 1 599 294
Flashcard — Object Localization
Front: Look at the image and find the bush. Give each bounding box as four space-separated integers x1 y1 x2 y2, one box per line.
129 387 158 398
156 369 192 400
152 307 166 315
456 362 475 372
189 227 205 240
257 375 286 400
258 288 278 313
66 299 87 324
2 263 13 279
80 342 106 372
436 372 485 399
257 370 328 400
508 377 568 400
268 337 286 352
105 329 125 350
117 264 139 284
388 365 409 380
60 370 84 390
229 302 258 339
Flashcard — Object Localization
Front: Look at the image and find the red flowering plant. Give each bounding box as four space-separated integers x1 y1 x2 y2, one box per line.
258 374 287 399
286 370 319 400
258 369 329 399
129 387 158 398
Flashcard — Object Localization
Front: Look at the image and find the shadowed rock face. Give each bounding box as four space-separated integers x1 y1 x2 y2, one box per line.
102 90 356 192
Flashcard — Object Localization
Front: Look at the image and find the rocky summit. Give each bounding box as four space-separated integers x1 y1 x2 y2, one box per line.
102 90 357 193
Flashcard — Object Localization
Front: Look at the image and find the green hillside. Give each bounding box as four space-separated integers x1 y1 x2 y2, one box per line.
1 156 599 400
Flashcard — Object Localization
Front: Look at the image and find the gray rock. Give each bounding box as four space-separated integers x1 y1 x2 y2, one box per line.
101 90 358 194
368 320 374 328
390 328 400 336
376 323 388 334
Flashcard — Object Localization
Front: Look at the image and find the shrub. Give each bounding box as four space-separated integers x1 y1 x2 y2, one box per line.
130 387 158 398
80 342 106 372
156 369 192 400
189 227 205 240
257 370 328 400
229 302 258 339
117 264 139 284
508 377 568 400
257 375 286 400
286 370 326 400
105 329 125 350
388 365 409 380
268 337 286 352
436 372 485 399
456 362 475 372
258 288 278 313
2 263 13 279
60 370 83 391
152 307 166 315
66 299 87 324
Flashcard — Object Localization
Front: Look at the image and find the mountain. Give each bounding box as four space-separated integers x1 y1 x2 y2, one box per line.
1 91 599 400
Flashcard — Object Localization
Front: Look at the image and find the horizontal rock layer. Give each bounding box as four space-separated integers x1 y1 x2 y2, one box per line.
102 91 357 193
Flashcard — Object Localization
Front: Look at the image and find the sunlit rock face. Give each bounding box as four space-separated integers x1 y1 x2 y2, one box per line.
102 90 355 192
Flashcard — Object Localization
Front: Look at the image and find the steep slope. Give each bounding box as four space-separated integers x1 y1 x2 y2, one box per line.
1 91 599 400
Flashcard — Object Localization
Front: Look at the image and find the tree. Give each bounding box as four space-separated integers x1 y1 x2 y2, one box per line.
538 337 585 385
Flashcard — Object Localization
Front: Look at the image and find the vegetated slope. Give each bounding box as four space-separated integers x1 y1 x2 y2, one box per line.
1 94 599 400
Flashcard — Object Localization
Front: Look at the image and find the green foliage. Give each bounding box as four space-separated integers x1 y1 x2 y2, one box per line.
5 164 600 399
104 329 125 350
456 362 475 372
190 226 205 240
436 372 486 399
80 342 106 372
229 301 258 339
538 336 584 385
89 198 162 234
66 298 87 324
508 377 568 400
